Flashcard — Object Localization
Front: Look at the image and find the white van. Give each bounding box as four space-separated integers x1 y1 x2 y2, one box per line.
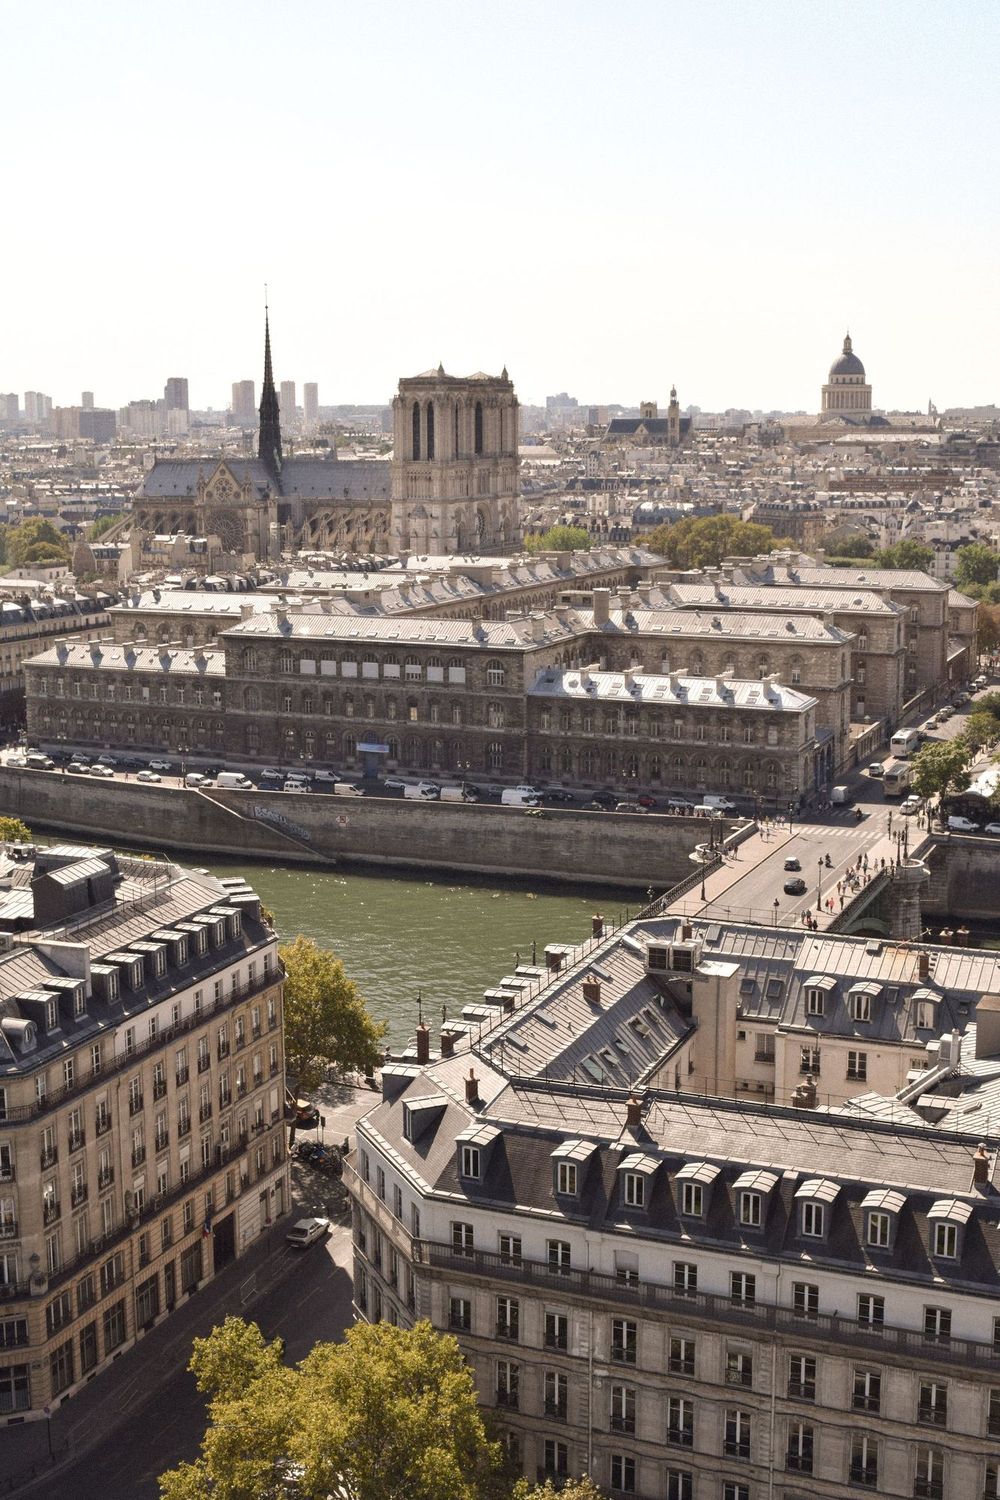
333 782 364 798
404 783 438 800
501 789 540 807
701 795 737 812
184 772 208 788
216 772 253 790
439 785 477 802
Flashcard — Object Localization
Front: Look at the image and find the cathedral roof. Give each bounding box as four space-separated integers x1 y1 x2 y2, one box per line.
829 332 866 379
141 457 390 503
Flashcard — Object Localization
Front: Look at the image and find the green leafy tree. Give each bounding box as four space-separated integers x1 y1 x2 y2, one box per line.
962 711 1000 754
159 1318 504 1500
279 933 385 1090
819 530 874 559
524 525 591 553
514 1480 606 1500
873 539 935 572
6 518 72 568
638 515 778 569
0 817 31 842
955 542 999 590
87 514 119 541
977 602 1000 656
909 738 972 806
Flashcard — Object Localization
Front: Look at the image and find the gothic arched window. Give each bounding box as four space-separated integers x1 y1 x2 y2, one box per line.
412 401 421 460
474 401 484 456
426 402 435 460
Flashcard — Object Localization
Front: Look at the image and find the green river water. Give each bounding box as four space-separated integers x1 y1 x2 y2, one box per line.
198 861 644 1046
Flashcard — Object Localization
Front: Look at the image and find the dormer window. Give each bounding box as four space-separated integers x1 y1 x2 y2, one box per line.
862 1188 905 1251
733 1169 778 1231
739 1192 762 1228
682 1182 703 1217
45 1000 57 1031
460 1145 480 1179
806 989 825 1017
675 1160 719 1218
552 1139 597 1198
618 1153 657 1209
928 1199 971 1260
849 989 874 1022
916 999 936 1029
557 1162 577 1195
868 1211 890 1247
795 1178 839 1240
624 1173 644 1207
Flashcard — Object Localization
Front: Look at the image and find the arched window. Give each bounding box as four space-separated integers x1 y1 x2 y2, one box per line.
244 688 260 712
487 741 504 770
485 660 505 688
278 650 293 674
426 401 435 460
344 733 356 759
281 694 292 714
474 401 484 455
559 747 573 775
301 694 313 715
404 656 421 681
304 731 315 759
411 401 421 460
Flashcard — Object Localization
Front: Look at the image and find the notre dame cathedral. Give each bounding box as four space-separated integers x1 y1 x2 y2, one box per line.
136 315 521 562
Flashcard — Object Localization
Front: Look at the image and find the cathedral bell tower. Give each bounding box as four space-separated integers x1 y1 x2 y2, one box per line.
258 307 283 484
390 366 521 556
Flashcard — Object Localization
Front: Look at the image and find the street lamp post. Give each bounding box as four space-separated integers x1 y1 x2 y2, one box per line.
817 858 823 914
772 897 780 927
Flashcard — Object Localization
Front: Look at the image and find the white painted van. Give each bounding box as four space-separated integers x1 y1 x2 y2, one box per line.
501 789 540 807
333 782 364 798
440 786 477 802
404 784 438 800
216 772 253 790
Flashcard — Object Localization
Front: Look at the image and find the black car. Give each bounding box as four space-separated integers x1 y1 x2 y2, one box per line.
590 790 617 808
783 877 807 895
544 789 577 804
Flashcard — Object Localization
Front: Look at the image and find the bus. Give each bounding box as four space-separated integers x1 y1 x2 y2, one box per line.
883 759 912 797
890 728 921 758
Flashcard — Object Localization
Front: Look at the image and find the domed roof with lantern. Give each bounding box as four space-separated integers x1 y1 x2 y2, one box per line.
829 332 865 379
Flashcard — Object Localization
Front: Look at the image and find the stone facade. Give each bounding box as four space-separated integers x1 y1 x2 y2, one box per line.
390 368 520 556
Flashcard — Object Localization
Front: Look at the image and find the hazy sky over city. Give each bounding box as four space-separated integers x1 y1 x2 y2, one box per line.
5 0 998 413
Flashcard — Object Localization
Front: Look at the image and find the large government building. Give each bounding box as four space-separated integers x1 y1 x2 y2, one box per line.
345 913 1000 1500
0 845 288 1423
820 332 874 422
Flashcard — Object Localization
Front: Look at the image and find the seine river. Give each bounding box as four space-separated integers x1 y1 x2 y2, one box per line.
199 860 645 1046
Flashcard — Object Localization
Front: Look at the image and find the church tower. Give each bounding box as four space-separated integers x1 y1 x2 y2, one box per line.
667 385 681 445
390 366 521 556
258 307 283 483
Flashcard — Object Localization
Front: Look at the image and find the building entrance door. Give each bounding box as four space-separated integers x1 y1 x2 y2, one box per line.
213 1212 236 1270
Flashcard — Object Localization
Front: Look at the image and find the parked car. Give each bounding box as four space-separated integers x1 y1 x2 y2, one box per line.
589 790 617 808
136 769 161 783
69 753 91 767
285 1217 330 1250
783 856 801 871
543 788 577 804
984 823 1000 835
312 770 340 786
583 800 608 812
974 674 989 688
635 793 657 809
89 764 115 778
783 877 807 895
867 762 885 777
284 781 310 794
6 754 27 768
900 795 923 815
615 801 648 814
184 772 208 788
148 760 174 773
25 753 55 770
947 815 980 833
66 761 89 775
383 775 409 792
665 798 695 813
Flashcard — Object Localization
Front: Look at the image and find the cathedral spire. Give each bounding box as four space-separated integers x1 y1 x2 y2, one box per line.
258 301 283 482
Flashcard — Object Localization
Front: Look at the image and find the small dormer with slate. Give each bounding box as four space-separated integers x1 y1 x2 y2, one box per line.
912 988 939 1031
456 1122 501 1183
551 1138 599 1199
89 962 120 1005
104 950 144 992
401 1093 448 1143
675 1160 721 1220
848 981 881 1024
41 976 87 1024
16 989 62 1039
861 1187 906 1253
927 1198 973 1263
794 1177 840 1243
150 928 190 969
803 974 837 1020
618 1151 659 1212
732 1168 779 1233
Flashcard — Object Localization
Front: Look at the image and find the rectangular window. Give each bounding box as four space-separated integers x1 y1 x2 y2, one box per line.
544 1368 567 1420
739 1191 761 1227
988 1389 1000 1438
624 1172 644 1207
495 1296 519 1341
666 1473 692 1500
610 1454 635 1493
933 1222 957 1259
667 1394 693 1447
914 1444 944 1500
609 1382 635 1435
858 1293 885 1330
680 1181 703 1217
668 1337 695 1376
867 1210 891 1248
724 1408 751 1461
498 1232 521 1266
543 1440 568 1479
847 1049 868 1080
918 1381 948 1427
805 988 825 1016
451 1221 473 1256
448 1297 471 1332
556 1160 577 1195
726 1350 753 1388
102 1300 126 1355
853 1368 881 1413
545 1311 568 1351
495 1358 519 1409
924 1306 951 1342
611 1318 637 1363
731 1271 756 1306
786 1420 814 1474
547 1239 571 1275
673 1261 697 1295
801 1201 824 1238
459 1143 480 1178
788 1354 816 1400
793 1281 819 1319
49 1338 75 1395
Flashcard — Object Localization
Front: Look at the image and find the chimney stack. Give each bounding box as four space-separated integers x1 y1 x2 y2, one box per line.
582 976 602 1006
464 1068 479 1105
973 1144 991 1186
592 588 611 627
626 1096 642 1132
917 951 930 979
440 1029 456 1059
415 1024 430 1065
592 914 604 940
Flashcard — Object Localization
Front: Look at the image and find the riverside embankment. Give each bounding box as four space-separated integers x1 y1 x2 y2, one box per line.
0 767 723 890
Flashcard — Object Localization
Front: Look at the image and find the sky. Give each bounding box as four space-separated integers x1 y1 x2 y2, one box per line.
4 0 999 414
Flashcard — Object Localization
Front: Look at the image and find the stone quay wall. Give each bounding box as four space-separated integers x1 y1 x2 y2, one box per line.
0 768 718 890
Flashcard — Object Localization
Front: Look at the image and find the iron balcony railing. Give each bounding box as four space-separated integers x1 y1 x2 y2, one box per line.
0 970 280 1125
414 1242 1000 1373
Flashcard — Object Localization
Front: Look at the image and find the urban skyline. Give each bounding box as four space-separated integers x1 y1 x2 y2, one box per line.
5 0 999 412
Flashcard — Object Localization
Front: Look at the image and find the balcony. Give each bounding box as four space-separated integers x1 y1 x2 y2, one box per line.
0 1166 14 1184
154 1133 169 1154
152 1079 168 1101
128 1094 144 1116
71 1183 88 1208
544 1399 567 1421
0 1219 18 1241
611 1344 636 1364
199 1103 213 1123
175 1067 189 1087
788 1382 815 1400
849 1465 879 1489
726 1367 753 1387
95 1114 111 1136
723 1441 750 1461
197 1055 211 1075
97 1166 114 1189
178 1118 191 1139
495 1323 518 1342
131 1146 146 1168
667 1428 692 1448
411 1240 1000 1375
40 1146 57 1170
917 1405 947 1428
217 1043 230 1061
68 1131 85 1153
43 1199 61 1226
786 1453 813 1473
913 1483 943 1500
610 1415 635 1435
495 1389 518 1410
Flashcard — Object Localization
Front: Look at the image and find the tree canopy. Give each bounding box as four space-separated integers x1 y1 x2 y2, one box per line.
159 1318 505 1500
524 525 591 553
978 604 1000 654
872 539 935 572
514 1481 606 1500
819 530 875 560
909 738 972 804
955 541 999 590
5 518 72 568
87 514 120 541
638 515 781 569
0 817 31 843
279 934 385 1090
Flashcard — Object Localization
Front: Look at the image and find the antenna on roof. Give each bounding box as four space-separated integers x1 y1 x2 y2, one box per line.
416 988 423 1026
